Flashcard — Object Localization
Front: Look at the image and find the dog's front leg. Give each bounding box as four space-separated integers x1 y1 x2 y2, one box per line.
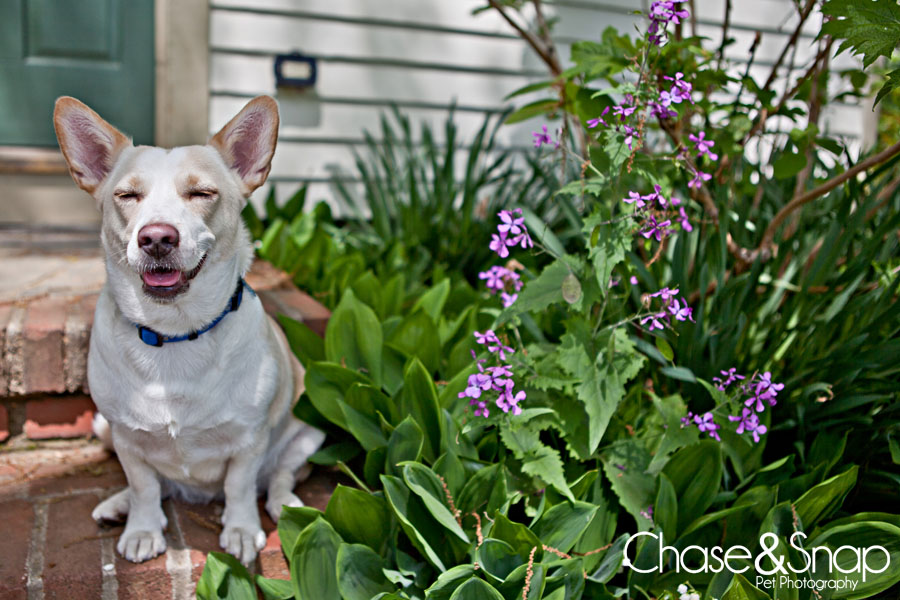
116 447 168 562
221 446 267 565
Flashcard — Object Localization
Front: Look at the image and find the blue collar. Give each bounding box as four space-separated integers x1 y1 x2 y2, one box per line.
135 278 254 347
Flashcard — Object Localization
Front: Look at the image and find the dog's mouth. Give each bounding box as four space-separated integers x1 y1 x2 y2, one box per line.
141 254 207 300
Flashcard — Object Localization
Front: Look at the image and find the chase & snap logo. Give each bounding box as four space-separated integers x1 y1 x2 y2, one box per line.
621 531 889 592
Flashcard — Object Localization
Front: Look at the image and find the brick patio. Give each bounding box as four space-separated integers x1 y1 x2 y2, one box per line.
0 250 336 598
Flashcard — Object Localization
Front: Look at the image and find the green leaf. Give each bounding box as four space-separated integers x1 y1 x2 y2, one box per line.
499 562 546 600
721 573 770 600
476 539 522 584
410 279 450 322
499 419 573 501
277 506 322 560
504 99 558 125
794 465 858 529
654 473 678 542
823 0 900 68
506 259 569 316
304 362 371 430
387 311 440 374
532 501 598 553
874 67 900 107
654 337 674 362
278 315 325 367
489 512 543 562
424 564 475 600
196 552 257 600
290 518 342 600
325 289 383 385
402 463 469 543
773 149 807 180
809 522 900 599
399 358 444 462
381 474 447 571
583 208 629 293
256 576 294 600
324 485 391 552
308 441 360 466
662 441 723 532
447 576 505 600
457 463 501 517
335 543 395 600
386 417 424 477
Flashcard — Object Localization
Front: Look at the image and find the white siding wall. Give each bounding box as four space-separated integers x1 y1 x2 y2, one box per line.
208 0 867 210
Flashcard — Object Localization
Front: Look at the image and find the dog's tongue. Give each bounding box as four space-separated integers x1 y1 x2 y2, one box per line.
142 269 181 287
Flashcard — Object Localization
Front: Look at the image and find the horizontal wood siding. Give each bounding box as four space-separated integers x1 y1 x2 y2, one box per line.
209 0 866 209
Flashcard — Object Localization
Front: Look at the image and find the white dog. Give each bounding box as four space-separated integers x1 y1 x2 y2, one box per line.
53 96 325 565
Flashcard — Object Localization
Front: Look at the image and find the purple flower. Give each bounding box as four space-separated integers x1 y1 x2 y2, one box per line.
694 412 721 442
489 233 510 258
677 206 693 232
630 275 639 285
613 104 636 121
497 384 525 415
472 399 489 418
668 298 694 322
532 125 553 148
587 107 610 129
665 72 694 104
509 231 534 250
650 287 680 305
681 411 695 427
640 505 654 520
479 266 506 291
754 372 784 397
623 191 646 208
713 367 744 391
623 125 639 150
728 408 768 443
498 209 525 236
501 292 518 308
658 90 674 107
648 101 678 120
640 311 668 331
688 131 718 161
688 170 712 189
474 330 499 346
640 215 672 242
642 184 667 208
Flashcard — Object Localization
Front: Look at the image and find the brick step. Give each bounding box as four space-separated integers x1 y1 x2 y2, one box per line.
0 449 348 599
0 255 330 441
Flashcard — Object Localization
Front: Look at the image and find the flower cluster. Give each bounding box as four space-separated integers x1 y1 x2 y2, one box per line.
478 265 523 308
623 183 694 244
676 583 702 600
587 97 642 150
648 0 689 46
640 287 694 332
489 209 533 259
684 370 784 444
459 333 525 417
532 125 560 149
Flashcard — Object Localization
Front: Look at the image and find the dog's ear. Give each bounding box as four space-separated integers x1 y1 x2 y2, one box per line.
54 97 131 194
209 96 279 196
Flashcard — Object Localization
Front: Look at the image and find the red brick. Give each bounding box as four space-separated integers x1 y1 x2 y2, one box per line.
259 529 290 580
188 548 207 587
0 499 34 598
43 493 104 599
22 297 69 394
172 499 222 554
0 404 8 443
0 303 14 397
116 551 171 600
63 294 97 394
27 457 124 498
24 394 95 440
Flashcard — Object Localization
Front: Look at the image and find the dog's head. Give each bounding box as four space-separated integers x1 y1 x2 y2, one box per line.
53 96 278 304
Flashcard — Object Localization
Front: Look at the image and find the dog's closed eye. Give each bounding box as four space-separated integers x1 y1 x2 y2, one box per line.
187 188 218 200
114 189 141 201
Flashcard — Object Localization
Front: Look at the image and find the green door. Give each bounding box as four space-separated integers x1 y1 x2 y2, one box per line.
0 0 154 147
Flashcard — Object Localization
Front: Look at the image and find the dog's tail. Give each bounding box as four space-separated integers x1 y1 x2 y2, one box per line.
93 412 114 451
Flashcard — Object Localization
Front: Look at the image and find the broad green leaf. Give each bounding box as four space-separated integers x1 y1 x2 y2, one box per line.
532 501 598 553
447 575 506 600
722 573 770 600
278 315 324 367
457 463 501 517
324 484 391 552
410 279 450 322
290 518 342 600
654 337 674 362
399 358 444 461
424 565 475 600
489 512 542 562
773 149 807 180
308 441 360 466
386 417 424 477
662 441 723 532
794 465 858 529
504 99 558 125
304 362 371 430
499 563 546 600
433 452 466 497
476 539 522 585
499 419 574 501
380 474 447 571
325 289 383 385
587 533 629 583
505 259 569 316
402 463 469 543
277 506 322 560
654 473 678 542
196 552 256 600
387 311 440 374
255 576 293 600
808 521 900 598
336 543 395 600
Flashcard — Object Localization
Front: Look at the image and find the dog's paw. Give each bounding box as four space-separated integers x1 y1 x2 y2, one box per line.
117 528 166 563
93 489 130 524
265 493 303 523
220 525 266 566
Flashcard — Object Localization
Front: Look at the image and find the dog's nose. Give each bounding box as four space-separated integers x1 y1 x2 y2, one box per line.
138 223 180 259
